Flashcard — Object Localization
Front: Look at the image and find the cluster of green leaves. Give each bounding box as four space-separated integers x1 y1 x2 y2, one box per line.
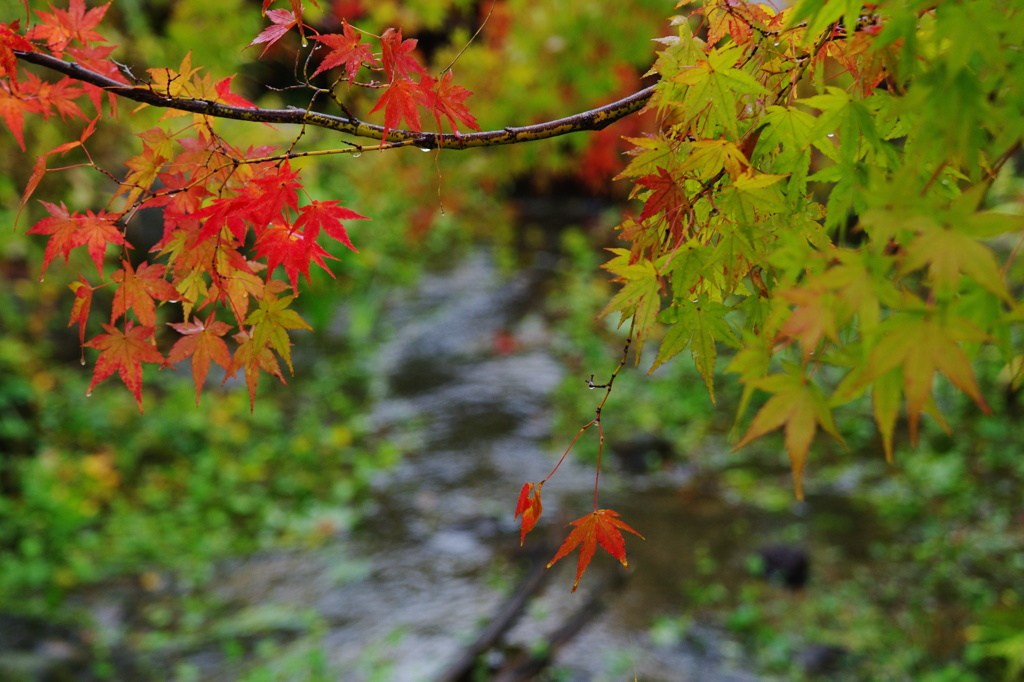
607 0 1024 497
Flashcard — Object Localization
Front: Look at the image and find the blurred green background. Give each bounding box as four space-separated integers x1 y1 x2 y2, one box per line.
3 1 1024 680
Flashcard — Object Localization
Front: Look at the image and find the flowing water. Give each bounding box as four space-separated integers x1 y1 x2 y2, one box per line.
39 250 879 681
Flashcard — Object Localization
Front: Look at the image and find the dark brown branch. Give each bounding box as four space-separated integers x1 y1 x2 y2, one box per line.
15 50 654 150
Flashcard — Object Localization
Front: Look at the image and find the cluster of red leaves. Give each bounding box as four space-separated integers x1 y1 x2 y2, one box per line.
250 14 480 138
0 0 487 412
1 1 433 411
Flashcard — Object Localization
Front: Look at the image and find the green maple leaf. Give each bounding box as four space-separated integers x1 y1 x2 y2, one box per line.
900 220 1013 303
601 249 664 358
244 292 312 375
653 299 737 400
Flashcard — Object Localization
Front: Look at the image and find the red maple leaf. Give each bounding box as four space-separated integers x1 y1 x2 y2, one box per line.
248 9 297 57
369 76 424 137
0 78 42 150
0 20 35 90
546 509 644 592
514 481 544 545
26 0 110 58
244 162 302 232
66 44 128 113
260 0 308 45
636 167 688 223
84 321 165 412
310 20 377 82
27 201 126 278
167 313 232 405
110 260 180 327
421 71 480 136
255 223 338 292
20 116 97 218
378 27 427 82
214 76 257 109
294 199 365 249
67 274 94 344
193 195 251 245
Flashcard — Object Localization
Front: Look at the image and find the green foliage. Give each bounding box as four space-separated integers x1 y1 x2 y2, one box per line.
603 0 1024 496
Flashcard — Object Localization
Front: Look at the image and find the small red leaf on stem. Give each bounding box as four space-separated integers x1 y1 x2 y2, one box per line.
514 481 544 545
546 509 644 593
68 275 94 345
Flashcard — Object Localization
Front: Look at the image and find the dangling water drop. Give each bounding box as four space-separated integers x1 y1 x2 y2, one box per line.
80 358 86 366
420 147 431 152
352 152 362 158
85 391 92 397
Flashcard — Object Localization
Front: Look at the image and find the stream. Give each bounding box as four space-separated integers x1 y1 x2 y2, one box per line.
22 249 880 681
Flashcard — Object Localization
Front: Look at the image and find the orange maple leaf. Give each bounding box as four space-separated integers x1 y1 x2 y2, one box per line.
27 201 125 278
110 260 180 327
25 0 110 58
514 481 544 545
547 509 644 593
0 20 35 90
167 313 232 405
226 326 286 410
84 322 165 412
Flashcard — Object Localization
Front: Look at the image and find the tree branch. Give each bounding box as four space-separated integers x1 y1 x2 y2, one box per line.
15 50 655 150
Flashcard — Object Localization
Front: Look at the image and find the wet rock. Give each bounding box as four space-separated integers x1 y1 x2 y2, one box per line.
0 613 89 682
609 433 675 474
798 643 849 677
753 545 809 589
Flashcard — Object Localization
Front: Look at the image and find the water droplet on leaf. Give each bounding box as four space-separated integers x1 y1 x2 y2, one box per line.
420 147 431 153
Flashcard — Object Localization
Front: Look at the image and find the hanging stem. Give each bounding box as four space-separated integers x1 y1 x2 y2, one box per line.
589 331 632 510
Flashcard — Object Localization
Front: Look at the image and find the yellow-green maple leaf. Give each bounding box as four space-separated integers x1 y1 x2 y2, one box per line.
734 371 844 500
601 249 663 359
861 314 991 445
